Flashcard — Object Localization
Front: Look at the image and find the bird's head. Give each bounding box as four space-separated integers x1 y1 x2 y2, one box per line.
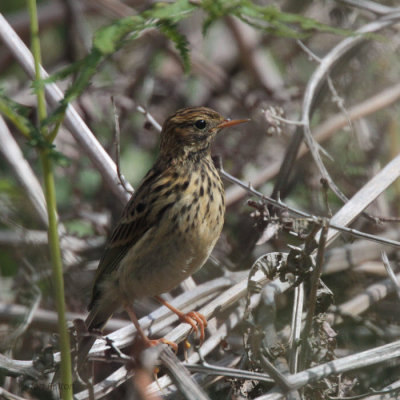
159 107 248 161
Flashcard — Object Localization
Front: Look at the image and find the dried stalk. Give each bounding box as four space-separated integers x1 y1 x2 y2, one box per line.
300 14 400 204
255 339 400 399
288 284 304 374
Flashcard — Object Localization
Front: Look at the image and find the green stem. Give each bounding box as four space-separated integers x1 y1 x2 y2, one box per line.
40 153 73 399
27 0 73 398
27 0 46 123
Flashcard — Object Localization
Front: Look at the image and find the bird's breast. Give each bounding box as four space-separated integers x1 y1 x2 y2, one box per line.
115 159 225 300
174 160 225 248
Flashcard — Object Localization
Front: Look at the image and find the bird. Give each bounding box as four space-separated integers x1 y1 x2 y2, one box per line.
77 106 248 368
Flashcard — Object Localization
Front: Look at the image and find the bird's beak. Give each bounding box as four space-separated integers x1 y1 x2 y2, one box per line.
217 118 250 129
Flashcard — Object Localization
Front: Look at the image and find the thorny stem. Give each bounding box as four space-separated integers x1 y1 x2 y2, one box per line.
220 168 400 249
27 0 73 398
299 223 329 370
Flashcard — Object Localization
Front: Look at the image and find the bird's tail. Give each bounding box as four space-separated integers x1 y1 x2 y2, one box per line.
76 301 116 371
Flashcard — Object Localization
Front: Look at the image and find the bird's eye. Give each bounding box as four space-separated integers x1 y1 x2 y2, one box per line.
195 119 207 130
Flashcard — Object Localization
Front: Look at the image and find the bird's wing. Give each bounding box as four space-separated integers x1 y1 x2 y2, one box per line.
88 163 172 310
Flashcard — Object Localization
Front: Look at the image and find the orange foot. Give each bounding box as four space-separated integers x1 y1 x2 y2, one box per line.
179 311 208 343
143 337 178 353
125 303 178 352
155 296 208 343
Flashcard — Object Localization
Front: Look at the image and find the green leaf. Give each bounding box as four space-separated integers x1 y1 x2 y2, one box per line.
93 16 144 55
42 60 86 85
49 150 70 167
200 0 356 38
201 0 241 33
0 90 70 163
0 91 36 137
42 50 103 129
238 1 355 38
144 0 197 22
159 21 191 72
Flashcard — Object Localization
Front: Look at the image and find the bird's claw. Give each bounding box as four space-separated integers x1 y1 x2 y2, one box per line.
145 337 178 353
179 311 208 343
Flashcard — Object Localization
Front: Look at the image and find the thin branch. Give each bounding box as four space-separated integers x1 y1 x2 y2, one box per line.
0 302 126 333
296 40 321 62
0 116 47 225
0 387 31 400
254 339 400 399
0 354 40 379
0 228 104 254
184 362 274 383
221 168 400 249
136 105 162 132
381 251 400 301
363 379 400 400
159 346 210 400
112 97 133 195
257 354 293 391
301 14 400 204
266 113 305 127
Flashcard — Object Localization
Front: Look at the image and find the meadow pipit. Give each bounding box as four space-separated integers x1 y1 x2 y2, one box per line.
78 106 248 366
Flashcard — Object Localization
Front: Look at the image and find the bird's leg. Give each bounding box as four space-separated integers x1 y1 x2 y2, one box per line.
154 296 208 342
124 303 178 352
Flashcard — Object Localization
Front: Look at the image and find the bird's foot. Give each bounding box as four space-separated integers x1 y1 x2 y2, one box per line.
178 311 208 343
143 337 178 353
125 302 178 352
154 296 208 343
